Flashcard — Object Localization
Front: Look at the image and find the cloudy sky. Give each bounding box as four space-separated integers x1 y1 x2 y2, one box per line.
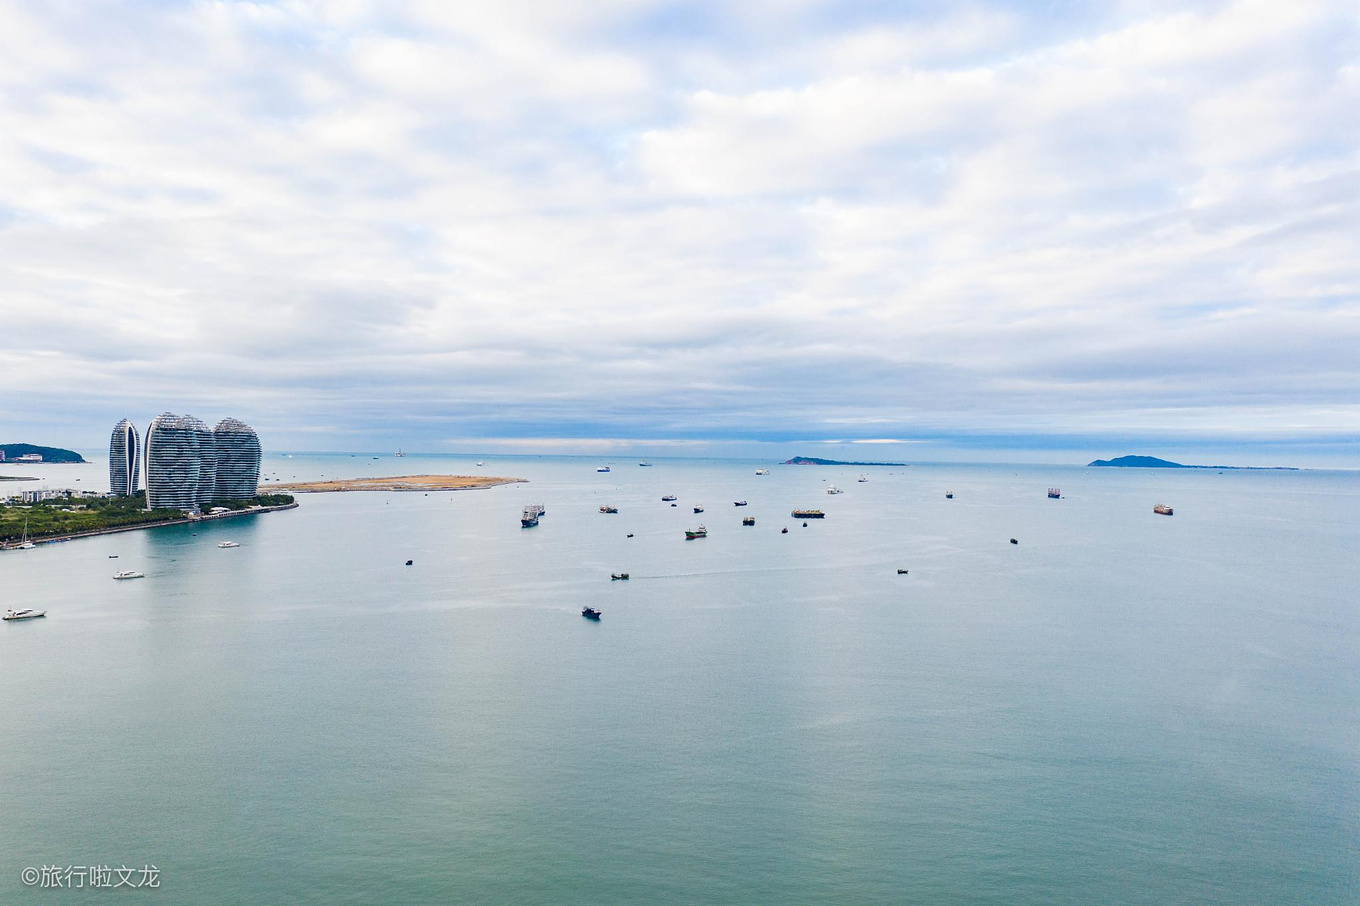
0 0 1355 463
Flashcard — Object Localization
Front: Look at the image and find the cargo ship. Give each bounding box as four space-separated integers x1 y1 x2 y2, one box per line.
1153 504 1174 515
684 525 708 539
791 509 825 518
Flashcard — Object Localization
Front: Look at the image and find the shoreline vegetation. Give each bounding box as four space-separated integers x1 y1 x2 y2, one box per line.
782 456 908 467
0 492 297 547
0 443 86 463
272 475 526 492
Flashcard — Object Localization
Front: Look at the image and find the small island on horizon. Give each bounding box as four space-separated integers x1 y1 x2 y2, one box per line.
782 456 907 467
1088 454 1299 471
0 443 86 464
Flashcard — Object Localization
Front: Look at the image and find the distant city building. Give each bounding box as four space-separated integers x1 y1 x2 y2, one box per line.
145 413 208 510
0 450 5 461
109 419 141 496
15 453 42 463
212 418 262 500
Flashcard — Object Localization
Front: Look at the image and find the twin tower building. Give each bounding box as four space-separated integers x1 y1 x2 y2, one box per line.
109 414 262 510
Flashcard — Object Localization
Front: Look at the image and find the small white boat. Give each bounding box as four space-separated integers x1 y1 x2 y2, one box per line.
218 541 240 549
638 461 653 467
826 485 843 495
476 461 485 467
755 468 770 475
15 517 35 549
597 466 610 473
3 608 46 621
113 570 144 580
857 474 868 482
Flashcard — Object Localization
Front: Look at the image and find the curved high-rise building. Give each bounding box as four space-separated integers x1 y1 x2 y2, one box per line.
188 416 217 508
144 413 203 510
212 418 261 501
108 419 140 496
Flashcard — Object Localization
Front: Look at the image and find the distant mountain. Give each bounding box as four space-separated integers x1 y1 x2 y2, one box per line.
782 456 906 467
0 443 86 464
1088 454 1297 471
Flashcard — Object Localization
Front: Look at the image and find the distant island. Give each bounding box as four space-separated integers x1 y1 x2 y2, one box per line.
0 443 86 464
782 456 906 467
1088 454 1298 471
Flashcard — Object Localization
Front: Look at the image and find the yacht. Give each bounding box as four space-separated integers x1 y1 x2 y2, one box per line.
15 518 35 549
3 608 45 621
597 466 611 473
826 485 843 495
218 541 240 549
113 570 145 580
582 606 602 620
394 449 406 457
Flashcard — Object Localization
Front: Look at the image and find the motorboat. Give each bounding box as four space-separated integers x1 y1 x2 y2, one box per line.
611 573 629 580
897 569 909 575
945 491 954 499
693 506 704 513
826 485 843 495
405 560 414 566
218 541 240 549
113 570 145 580
1010 538 1018 545
596 466 611 473
755 469 770 475
599 505 618 514
780 527 788 534
661 495 677 502
638 462 653 467
3 608 45 621
582 607 602 620
733 500 748 507
476 461 485 467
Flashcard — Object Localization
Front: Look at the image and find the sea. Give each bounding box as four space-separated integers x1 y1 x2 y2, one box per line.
2 453 1357 903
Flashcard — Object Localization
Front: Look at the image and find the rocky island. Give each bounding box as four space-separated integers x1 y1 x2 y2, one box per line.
1089 454 1298 470
782 456 906 467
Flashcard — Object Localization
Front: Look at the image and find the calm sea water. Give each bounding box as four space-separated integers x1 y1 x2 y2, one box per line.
2 454 1357 903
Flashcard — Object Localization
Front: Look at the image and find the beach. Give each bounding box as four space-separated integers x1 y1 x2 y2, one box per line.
272 474 525 493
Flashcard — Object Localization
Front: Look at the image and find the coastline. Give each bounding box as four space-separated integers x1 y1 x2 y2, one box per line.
3 501 299 548
272 475 526 493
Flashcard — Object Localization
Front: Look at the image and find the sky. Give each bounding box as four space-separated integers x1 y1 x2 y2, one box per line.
0 0 1356 465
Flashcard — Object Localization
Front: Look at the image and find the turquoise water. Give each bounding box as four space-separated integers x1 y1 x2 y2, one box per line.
2 455 1357 903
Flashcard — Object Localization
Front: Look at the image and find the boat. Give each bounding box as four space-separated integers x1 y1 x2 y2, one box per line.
626 533 634 538
742 517 755 526
109 555 118 558
826 485 843 495
611 573 629 580
3 608 45 621
780 527 788 534
857 474 868 482
395 449 405 457
945 491 954 499
661 495 677 502
684 525 708 539
755 468 770 475
218 541 240 548
596 466 610 473
113 570 145 580
897 568 909 574
582 606 602 620
476 461 485 467
599 505 618 514
791 509 825 518
1154 504 1174 516
405 560 413 566
638 462 653 467
521 506 540 527
1048 488 1061 499
15 518 35 549
693 506 704 513
1010 538 1018 545
733 500 748 507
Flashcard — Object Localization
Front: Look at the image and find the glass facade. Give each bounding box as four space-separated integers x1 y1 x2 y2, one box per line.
108 418 140 496
144 413 205 510
212 418 261 501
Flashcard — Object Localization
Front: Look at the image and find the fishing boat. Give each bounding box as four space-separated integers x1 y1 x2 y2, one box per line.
661 495 677 502
742 517 755 526
780 527 788 534
596 466 611 473
791 509 825 518
693 506 704 513
599 505 618 514
3 608 45 621
113 570 145 580
582 607 602 620
521 506 540 527
611 573 629 580
897 569 909 575
945 491 954 499
684 525 708 539
733 500 748 507
218 541 240 549
1048 488 1061 499
1010 538 1018 545
1153 504 1174 516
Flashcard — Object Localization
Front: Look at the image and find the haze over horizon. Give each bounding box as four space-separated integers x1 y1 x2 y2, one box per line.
1 1 1356 466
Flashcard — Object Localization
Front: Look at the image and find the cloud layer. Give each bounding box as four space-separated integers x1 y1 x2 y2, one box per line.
0 0 1355 460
